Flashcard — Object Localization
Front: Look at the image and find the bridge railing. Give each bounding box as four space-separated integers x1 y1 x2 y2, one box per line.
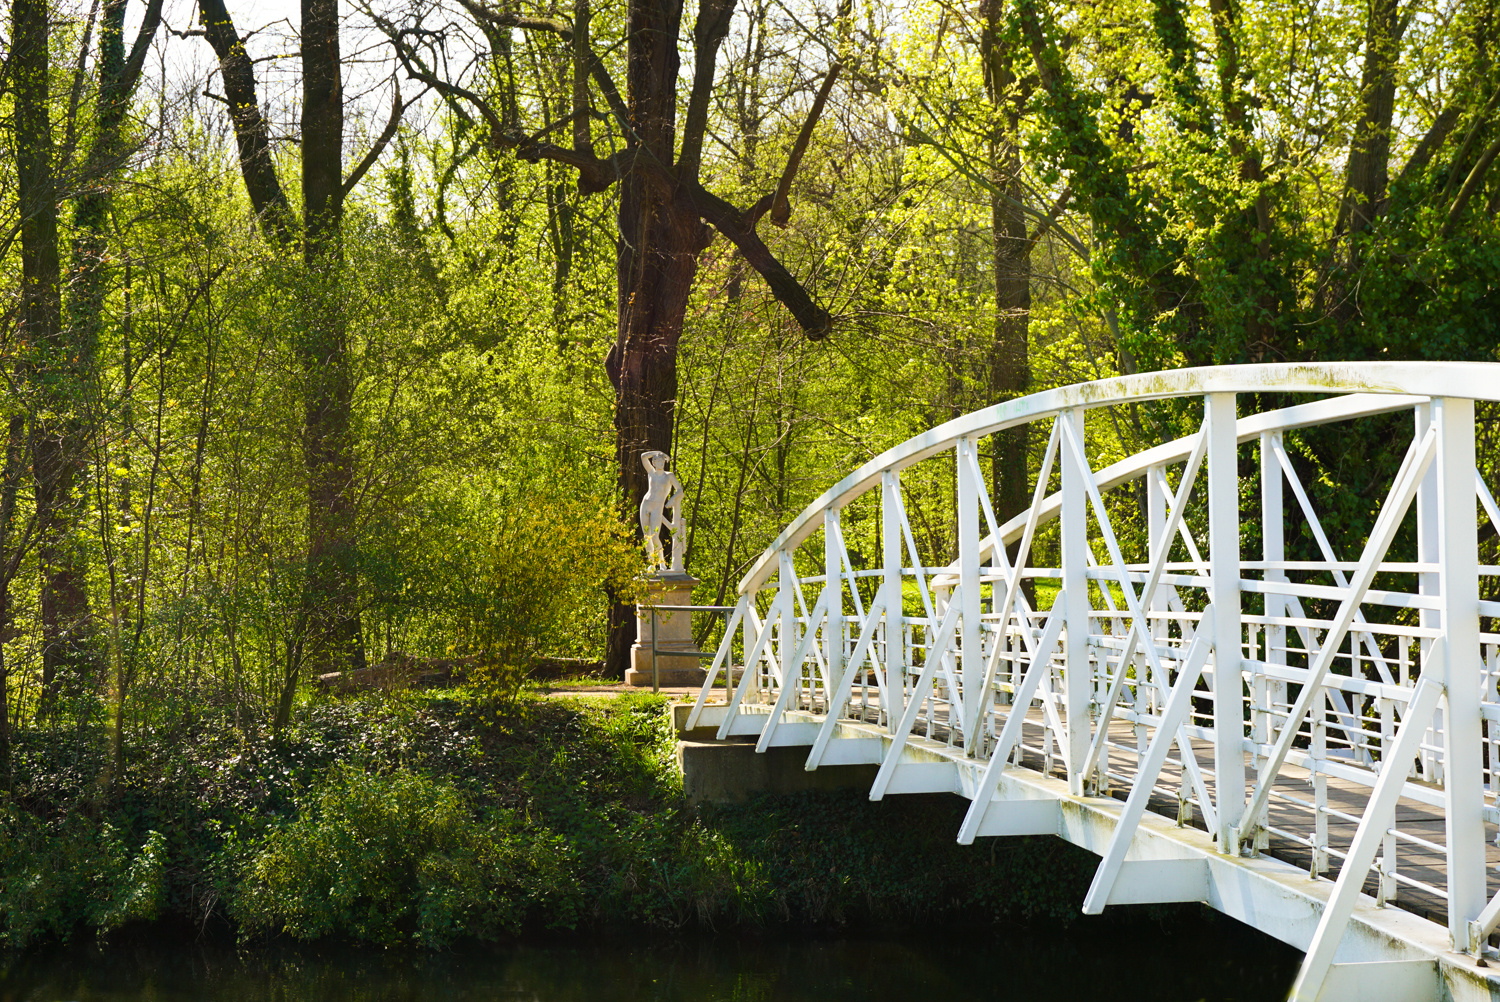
685 362 1500 979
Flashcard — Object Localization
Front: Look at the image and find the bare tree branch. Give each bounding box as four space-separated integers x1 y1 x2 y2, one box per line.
1442 131 1500 238
342 79 429 198
1444 84 1500 199
678 0 736 179
456 1 633 135
688 183 832 337
1396 103 1462 189
766 63 840 227
381 18 634 195
1026 182 1072 250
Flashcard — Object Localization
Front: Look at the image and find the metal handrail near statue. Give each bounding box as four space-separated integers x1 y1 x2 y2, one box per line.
685 362 1500 1002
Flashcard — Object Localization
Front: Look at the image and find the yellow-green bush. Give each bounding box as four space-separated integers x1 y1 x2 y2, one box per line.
231 764 580 948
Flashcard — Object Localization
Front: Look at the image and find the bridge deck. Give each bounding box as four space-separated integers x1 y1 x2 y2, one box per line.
731 686 1494 932
1077 713 1484 929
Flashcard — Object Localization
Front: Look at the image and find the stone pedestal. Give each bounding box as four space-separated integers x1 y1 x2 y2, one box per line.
626 572 706 687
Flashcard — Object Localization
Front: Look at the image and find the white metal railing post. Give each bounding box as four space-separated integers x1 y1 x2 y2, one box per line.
778 550 797 700
1417 401 1442 783
1434 395 1486 948
744 597 759 697
825 506 844 700
1257 430 1285 853
957 436 983 737
1207 391 1246 849
1144 463 1165 771
882 469 904 729
1061 407 1091 794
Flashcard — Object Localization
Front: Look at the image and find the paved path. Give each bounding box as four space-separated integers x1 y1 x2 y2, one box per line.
535 683 704 698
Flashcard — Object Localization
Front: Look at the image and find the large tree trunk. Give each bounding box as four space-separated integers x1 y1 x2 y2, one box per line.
1337 0 1402 240
987 181 1031 523
603 196 707 674
603 0 707 678
14 0 93 713
299 0 364 682
0 417 26 788
379 0 827 677
980 0 1031 526
69 0 164 769
197 0 297 242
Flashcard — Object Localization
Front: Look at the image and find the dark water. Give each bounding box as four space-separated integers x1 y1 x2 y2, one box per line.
1 915 1299 1002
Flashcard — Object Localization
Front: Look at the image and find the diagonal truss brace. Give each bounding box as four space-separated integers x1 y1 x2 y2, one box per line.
685 594 749 730
868 595 963 800
715 589 788 740
1288 674 1445 1002
1078 425 1208 784
956 603 1068 843
1060 416 1216 824
757 588 831 752
964 417 1061 755
1233 422 1437 853
805 582 891 769
1272 436 1397 687
1082 624 1217 914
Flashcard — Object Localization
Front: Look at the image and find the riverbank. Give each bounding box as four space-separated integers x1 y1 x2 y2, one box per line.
1 688 1109 952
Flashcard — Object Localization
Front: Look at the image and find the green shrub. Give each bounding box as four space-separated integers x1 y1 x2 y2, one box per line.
232 764 579 947
3 691 1103 953
0 805 165 950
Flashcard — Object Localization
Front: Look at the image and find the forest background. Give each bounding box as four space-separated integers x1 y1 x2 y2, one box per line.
1 0 1500 911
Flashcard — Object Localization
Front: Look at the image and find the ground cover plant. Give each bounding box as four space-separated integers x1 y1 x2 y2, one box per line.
0 689 1094 952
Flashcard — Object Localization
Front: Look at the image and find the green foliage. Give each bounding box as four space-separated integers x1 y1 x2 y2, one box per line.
232 764 576 947
0 691 1101 953
438 486 646 701
0 806 164 950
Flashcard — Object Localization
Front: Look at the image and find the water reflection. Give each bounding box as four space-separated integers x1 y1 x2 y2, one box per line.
2 913 1298 1002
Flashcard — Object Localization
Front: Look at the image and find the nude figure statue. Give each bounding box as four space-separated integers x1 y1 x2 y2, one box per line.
639 450 685 574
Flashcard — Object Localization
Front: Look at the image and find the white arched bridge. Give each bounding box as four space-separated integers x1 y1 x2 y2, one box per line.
684 362 1500 1002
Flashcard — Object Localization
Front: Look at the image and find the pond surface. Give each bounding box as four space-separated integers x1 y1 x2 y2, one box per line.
3 914 1299 1002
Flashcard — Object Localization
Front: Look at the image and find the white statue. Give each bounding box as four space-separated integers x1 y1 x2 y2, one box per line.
639 450 685 574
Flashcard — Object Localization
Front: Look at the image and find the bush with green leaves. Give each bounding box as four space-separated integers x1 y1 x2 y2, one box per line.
3 691 1100 953
232 764 584 948
0 806 165 950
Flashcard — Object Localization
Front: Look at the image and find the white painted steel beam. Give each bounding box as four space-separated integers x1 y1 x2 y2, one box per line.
1106 859 1210 906
1060 408 1090 797
740 376 1433 594
881 470 903 726
957 436 983 734
1315 961 1438 1002
1435 396 1487 946
969 797 1061 837
1206 392 1246 846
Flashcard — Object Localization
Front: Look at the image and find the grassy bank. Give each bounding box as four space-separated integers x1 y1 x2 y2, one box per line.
0 690 1097 951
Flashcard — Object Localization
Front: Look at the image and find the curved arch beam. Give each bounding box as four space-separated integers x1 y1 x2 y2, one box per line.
740 373 1432 594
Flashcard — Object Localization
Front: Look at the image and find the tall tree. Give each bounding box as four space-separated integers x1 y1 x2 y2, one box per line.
380 0 835 675
297 0 364 690
195 0 410 708
11 0 166 712
13 0 75 712
67 0 165 758
978 0 1033 524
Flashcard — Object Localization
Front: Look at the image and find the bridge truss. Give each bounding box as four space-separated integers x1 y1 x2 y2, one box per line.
685 363 1500 1002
